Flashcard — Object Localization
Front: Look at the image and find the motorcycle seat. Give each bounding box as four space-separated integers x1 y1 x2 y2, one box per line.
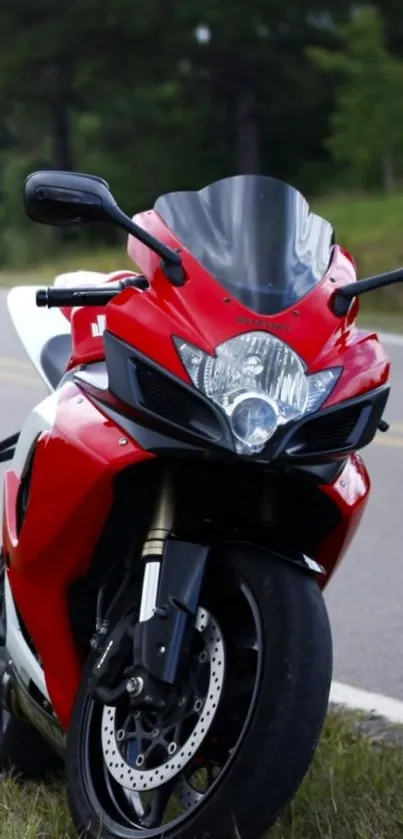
40 333 72 390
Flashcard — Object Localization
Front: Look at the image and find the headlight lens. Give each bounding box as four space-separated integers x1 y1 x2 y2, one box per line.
174 331 341 455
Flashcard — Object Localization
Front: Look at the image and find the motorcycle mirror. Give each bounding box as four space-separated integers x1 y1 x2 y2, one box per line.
23 169 186 286
23 170 118 228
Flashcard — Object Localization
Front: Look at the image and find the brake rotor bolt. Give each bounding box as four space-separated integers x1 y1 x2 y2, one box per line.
136 754 145 767
178 697 186 707
198 651 208 664
168 742 177 755
194 698 203 713
116 729 125 743
152 728 160 738
126 676 144 697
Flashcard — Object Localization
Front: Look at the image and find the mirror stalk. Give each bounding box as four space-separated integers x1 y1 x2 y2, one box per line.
332 267 403 316
24 170 186 288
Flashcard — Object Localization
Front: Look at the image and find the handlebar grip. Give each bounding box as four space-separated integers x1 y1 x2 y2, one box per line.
36 287 121 308
36 277 147 308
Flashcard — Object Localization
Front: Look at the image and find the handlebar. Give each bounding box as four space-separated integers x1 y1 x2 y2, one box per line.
35 276 148 308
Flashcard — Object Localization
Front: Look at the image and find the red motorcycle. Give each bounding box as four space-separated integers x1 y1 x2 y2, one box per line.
0 171 395 839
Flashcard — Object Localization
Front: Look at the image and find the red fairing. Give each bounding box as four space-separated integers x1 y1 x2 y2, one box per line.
114 209 381 587
2 201 388 731
2 382 154 729
99 212 390 403
66 270 142 368
316 454 371 586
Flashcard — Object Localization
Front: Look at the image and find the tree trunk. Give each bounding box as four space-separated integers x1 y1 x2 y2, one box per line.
381 147 394 192
49 59 74 243
235 83 260 174
50 60 73 172
52 96 73 172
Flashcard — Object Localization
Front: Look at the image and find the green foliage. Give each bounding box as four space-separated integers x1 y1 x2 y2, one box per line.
0 1 400 266
309 7 403 191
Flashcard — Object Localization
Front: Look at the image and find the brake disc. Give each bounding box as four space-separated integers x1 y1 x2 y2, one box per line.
101 608 225 792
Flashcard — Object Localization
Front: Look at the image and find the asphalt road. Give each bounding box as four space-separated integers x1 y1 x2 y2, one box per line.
1 287 403 699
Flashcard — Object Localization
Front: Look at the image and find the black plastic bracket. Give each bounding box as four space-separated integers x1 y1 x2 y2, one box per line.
133 540 209 685
161 259 186 287
331 291 353 317
0 432 19 463
378 419 390 433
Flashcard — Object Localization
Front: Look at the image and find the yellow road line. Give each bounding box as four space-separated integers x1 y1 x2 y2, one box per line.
374 435 403 449
0 369 42 387
388 422 403 434
0 356 32 371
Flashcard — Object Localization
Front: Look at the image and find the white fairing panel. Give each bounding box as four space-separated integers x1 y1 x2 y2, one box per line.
7 272 107 391
12 389 59 478
4 391 59 702
7 285 71 391
4 575 51 700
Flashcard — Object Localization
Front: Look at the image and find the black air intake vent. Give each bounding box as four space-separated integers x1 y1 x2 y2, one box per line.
104 331 233 449
300 406 361 452
287 405 362 456
134 360 225 442
136 362 196 426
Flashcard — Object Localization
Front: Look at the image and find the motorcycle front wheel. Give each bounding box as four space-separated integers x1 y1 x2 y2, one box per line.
66 545 332 839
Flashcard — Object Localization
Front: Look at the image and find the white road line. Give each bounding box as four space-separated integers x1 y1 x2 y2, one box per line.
330 680 403 724
378 331 403 347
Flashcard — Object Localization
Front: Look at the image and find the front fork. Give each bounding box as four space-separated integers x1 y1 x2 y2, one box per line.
138 469 175 623
92 467 209 708
133 467 209 694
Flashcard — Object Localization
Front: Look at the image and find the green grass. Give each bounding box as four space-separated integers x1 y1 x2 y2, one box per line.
0 246 134 288
314 191 403 317
2 711 403 838
314 191 403 279
0 775 71 839
271 709 403 839
357 309 403 333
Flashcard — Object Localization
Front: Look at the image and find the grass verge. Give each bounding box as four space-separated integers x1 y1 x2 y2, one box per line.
0 246 133 288
313 191 403 281
1 710 403 839
357 309 403 334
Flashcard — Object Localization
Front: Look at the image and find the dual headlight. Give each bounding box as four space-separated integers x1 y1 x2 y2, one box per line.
174 331 341 455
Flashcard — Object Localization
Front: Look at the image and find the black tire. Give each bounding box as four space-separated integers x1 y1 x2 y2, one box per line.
66 546 332 839
0 711 63 781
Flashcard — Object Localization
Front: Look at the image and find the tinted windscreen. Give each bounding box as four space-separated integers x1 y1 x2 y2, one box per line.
155 175 334 315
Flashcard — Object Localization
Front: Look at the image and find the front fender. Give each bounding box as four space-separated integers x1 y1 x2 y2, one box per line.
216 539 325 577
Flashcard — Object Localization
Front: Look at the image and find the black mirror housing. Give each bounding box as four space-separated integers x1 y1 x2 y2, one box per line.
23 170 117 228
23 169 186 286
